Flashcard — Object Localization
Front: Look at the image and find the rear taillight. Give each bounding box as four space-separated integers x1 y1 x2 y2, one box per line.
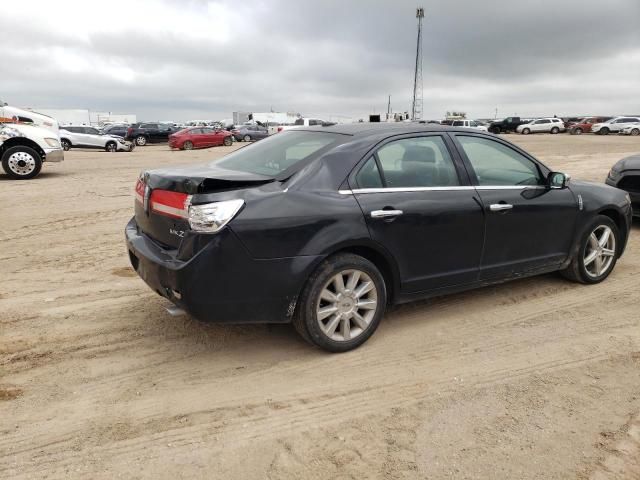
134 178 145 204
127 127 133 136
150 190 191 219
277 126 283 132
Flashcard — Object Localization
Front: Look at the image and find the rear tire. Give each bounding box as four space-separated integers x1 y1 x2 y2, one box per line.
560 215 620 284
293 253 387 352
489 127 501 134
1 146 43 180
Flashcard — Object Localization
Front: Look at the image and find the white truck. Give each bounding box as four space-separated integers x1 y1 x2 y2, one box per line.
277 118 330 133
0 101 60 134
0 123 64 179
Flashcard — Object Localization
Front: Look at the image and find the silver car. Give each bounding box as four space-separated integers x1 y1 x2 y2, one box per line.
59 126 134 152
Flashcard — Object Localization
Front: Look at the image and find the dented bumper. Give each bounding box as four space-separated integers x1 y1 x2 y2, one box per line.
125 217 320 324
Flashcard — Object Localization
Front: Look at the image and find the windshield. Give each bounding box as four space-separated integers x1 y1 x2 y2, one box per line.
212 131 341 177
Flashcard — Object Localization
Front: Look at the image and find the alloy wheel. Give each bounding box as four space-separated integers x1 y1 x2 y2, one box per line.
316 269 378 342
7 151 37 176
583 225 616 278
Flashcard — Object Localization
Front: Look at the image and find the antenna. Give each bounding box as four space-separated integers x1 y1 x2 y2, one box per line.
411 7 425 121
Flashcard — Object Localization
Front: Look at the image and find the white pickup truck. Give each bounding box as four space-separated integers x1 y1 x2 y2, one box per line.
277 118 330 133
0 123 64 179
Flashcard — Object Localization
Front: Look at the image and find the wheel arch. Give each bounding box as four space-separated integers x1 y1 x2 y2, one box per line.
319 242 401 304
0 137 45 159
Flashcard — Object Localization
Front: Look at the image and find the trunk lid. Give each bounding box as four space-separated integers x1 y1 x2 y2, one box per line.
134 164 273 248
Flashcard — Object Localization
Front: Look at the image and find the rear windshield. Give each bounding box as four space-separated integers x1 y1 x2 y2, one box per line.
212 131 341 177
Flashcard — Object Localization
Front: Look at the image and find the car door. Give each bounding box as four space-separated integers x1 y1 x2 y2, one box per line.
200 128 218 146
533 119 549 132
452 133 578 280
350 134 484 293
84 127 104 147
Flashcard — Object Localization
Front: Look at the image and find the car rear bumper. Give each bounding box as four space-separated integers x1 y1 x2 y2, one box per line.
125 217 321 323
44 147 64 162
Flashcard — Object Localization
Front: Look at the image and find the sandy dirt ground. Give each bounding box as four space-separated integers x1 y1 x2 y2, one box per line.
1 133 639 479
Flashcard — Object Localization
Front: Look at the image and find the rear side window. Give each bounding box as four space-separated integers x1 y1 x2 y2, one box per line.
355 157 383 188
452 121 464 127
457 135 543 186
213 131 340 177
367 136 460 188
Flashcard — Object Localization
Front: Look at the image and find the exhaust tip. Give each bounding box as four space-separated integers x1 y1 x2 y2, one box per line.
165 305 187 317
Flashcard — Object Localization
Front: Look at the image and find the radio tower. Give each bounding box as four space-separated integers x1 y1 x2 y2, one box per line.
411 7 425 121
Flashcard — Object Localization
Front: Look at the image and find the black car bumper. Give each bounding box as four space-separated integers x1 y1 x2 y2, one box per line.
125 217 321 323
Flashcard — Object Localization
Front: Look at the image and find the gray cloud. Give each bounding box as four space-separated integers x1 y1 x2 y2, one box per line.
1 0 638 121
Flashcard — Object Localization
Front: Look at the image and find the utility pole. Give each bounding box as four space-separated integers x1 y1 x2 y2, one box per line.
411 7 425 121
387 95 391 119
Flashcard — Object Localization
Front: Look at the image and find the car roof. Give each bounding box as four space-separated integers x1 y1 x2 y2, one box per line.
294 122 457 138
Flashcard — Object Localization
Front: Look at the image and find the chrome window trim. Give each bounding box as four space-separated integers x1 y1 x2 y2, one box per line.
339 185 545 194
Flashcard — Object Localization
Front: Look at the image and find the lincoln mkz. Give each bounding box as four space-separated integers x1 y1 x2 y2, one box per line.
125 124 632 351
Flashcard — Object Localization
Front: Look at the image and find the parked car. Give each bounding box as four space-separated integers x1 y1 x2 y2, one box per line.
102 124 131 137
125 122 180 146
569 117 613 135
125 124 631 352
450 120 488 131
487 116 530 134
592 117 640 135
619 123 640 136
59 126 134 152
562 117 583 130
606 155 639 215
0 122 64 179
168 127 233 150
231 125 269 142
516 118 565 134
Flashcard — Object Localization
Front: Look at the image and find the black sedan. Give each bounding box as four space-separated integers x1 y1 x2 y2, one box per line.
606 154 640 216
125 124 632 352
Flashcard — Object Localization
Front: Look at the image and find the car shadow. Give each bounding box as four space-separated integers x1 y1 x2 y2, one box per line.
0 171 66 181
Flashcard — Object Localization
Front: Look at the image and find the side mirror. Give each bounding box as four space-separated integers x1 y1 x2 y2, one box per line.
548 171 569 189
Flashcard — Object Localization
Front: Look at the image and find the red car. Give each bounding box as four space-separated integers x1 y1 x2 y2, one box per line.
569 116 612 135
169 127 233 150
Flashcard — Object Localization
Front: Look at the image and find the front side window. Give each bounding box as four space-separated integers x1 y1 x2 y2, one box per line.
190 128 203 135
457 135 543 186
452 120 464 127
365 136 460 188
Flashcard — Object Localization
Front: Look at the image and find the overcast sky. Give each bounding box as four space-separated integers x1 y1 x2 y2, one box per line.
1 0 639 121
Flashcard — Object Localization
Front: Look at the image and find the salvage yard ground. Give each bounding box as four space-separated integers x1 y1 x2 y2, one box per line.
1 134 639 479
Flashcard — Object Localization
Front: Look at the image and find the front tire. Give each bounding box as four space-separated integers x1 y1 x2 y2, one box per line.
1 146 43 180
135 135 147 146
293 253 387 352
521 128 531 135
599 127 610 136
551 127 559 134
631 128 640 136
561 215 619 284
573 127 583 135
61 139 71 151
105 141 117 152
223 136 232 146
182 140 193 150
243 134 252 142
